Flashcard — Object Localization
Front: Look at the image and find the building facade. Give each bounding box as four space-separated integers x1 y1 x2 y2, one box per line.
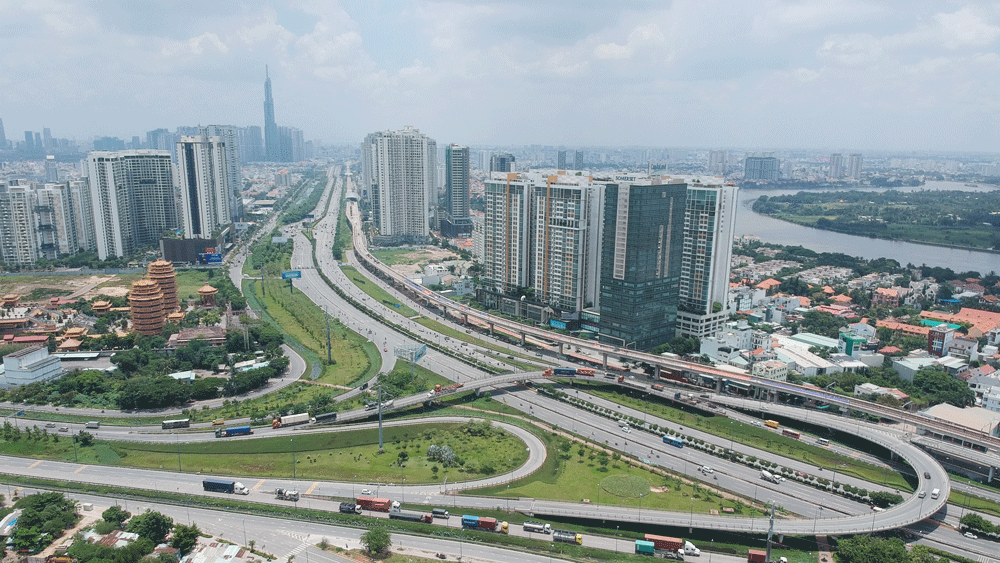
0 345 62 389
0 182 38 266
481 173 533 298
847 153 863 179
442 144 472 237
264 66 280 162
199 125 244 222
86 150 177 259
599 175 687 349
490 153 515 173
177 135 232 239
676 180 738 339
744 157 779 180
361 127 437 243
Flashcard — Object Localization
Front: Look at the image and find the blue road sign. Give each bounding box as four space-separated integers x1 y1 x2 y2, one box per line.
281 270 302 279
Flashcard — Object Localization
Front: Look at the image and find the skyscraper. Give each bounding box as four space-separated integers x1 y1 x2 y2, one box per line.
0 182 38 266
482 173 533 299
490 153 515 173
24 131 35 153
87 150 176 259
442 144 472 238
557 150 567 169
708 150 727 174
177 136 232 239
574 150 584 170
361 127 437 243
847 154 863 179
43 128 52 150
44 156 58 182
829 153 844 178
599 176 687 349
676 180 739 339
264 66 279 162
199 125 244 222
744 156 779 180
0 118 6 149
243 126 264 163
33 182 79 259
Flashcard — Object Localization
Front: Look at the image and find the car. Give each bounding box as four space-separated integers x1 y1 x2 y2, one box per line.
361 489 374 496
964 532 978 539
701 466 714 474
622 427 631 433
924 472 931 479
58 426 69 432
45 422 56 428
428 391 435 397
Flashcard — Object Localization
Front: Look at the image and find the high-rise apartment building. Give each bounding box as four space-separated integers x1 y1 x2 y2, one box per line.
68 179 95 253
42 128 52 150
0 118 6 149
243 126 264 163
264 66 280 162
557 150 567 170
86 150 176 259
574 150 584 170
177 136 232 239
481 173 533 298
361 127 437 243
199 125 244 222
829 153 844 178
277 126 304 162
708 150 727 174
0 183 38 267
44 156 58 182
24 132 35 153
744 156 779 180
676 180 738 339
847 153 863 179
530 173 603 313
33 182 79 258
599 175 687 349
442 144 472 238
490 153 515 173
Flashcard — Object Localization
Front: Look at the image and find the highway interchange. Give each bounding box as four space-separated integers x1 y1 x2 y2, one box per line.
4 166 998 561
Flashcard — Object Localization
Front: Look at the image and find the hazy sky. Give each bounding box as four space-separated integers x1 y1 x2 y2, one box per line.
4 1 1000 151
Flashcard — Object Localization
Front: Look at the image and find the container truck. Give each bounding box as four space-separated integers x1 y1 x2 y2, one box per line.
635 540 657 557
272 413 315 429
643 535 700 556
523 521 552 534
202 478 250 495
356 496 394 512
550 367 577 376
433 383 465 395
432 508 450 519
461 515 509 533
215 425 253 438
275 488 299 501
389 511 433 523
339 503 362 514
85 421 101 429
552 530 583 544
748 549 767 563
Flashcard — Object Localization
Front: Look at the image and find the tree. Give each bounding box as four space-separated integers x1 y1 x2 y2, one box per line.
913 367 975 407
171 523 201 554
834 535 908 563
102 505 131 528
360 524 391 555
126 510 174 543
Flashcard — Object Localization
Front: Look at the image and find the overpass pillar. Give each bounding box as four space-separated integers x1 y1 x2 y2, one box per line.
462 313 468 324
489 323 494 336
441 304 448 318
715 379 723 393
602 353 608 371
520 331 526 346
654 365 661 379
990 466 995 482
558 342 564 356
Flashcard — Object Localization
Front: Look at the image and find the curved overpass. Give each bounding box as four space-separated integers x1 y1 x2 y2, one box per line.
336 368 948 535
344 198 999 464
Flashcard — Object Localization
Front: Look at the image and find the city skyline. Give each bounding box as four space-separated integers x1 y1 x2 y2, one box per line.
2 2 1000 152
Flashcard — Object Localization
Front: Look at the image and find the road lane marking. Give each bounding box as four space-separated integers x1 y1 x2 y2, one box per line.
29 460 43 469
306 482 319 495
74 465 88 473
252 480 265 491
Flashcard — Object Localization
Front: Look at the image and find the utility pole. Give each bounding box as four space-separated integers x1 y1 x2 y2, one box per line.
325 309 332 363
766 501 775 563
260 266 265 296
378 385 384 453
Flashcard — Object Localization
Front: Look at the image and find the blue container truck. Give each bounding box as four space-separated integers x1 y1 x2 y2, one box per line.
215 425 253 438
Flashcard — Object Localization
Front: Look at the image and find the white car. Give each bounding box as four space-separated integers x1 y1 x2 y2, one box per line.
361 488 374 496
964 532 978 539
622 426 631 433
701 466 714 474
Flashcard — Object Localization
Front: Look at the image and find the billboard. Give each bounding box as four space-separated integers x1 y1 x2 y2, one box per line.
198 253 222 264
281 270 302 279
549 319 568 330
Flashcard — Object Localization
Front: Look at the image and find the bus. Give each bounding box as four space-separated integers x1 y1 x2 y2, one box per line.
662 436 685 448
816 438 830 446
765 420 780 429
782 429 801 439
162 419 191 430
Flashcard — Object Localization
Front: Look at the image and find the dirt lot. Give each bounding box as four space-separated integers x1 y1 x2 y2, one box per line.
380 247 461 276
0 274 132 302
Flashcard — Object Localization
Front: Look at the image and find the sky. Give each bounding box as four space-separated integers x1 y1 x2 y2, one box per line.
3 0 1000 152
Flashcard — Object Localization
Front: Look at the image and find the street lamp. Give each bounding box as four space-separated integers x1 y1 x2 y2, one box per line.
242 518 247 548
615 526 619 552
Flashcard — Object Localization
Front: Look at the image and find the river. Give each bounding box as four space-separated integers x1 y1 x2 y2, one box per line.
736 181 1000 273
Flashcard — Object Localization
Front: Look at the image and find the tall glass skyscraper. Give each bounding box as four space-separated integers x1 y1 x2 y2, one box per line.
264 66 279 162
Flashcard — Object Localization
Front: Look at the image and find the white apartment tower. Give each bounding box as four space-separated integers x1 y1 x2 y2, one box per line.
177 135 232 239
33 183 79 258
361 127 437 243
0 182 38 266
68 180 96 253
676 179 739 339
482 173 534 297
847 154 863 179
199 125 244 222
86 150 176 259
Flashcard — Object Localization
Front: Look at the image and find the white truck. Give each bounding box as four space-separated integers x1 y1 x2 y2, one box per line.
684 541 701 556
760 470 781 484
523 521 552 534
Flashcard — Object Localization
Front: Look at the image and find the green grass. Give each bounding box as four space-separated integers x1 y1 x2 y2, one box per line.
174 270 211 302
341 266 420 317
412 317 546 368
578 382 914 492
372 248 457 266
949 488 1000 519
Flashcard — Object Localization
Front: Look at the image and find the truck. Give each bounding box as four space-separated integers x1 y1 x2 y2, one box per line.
760 470 781 484
523 521 552 534
552 529 583 544
635 540 658 557
433 383 465 395
215 425 253 438
550 367 577 376
461 515 509 534
85 421 100 429
432 508 450 519
765 420 780 429
644 535 700 555
636 541 684 560
272 413 315 429
314 412 338 424
388 511 433 523
275 488 299 501
931 488 940 499
748 549 767 563
339 502 361 514
202 478 250 495
356 496 394 512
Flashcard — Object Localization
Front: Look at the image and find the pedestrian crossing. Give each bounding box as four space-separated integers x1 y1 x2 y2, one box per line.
977 556 993 563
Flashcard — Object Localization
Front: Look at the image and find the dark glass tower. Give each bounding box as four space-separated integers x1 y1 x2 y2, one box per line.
599 179 687 350
264 66 279 162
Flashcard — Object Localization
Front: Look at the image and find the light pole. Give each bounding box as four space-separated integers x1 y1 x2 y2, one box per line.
710 540 713 563
242 518 247 548
615 526 619 552
814 506 822 535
